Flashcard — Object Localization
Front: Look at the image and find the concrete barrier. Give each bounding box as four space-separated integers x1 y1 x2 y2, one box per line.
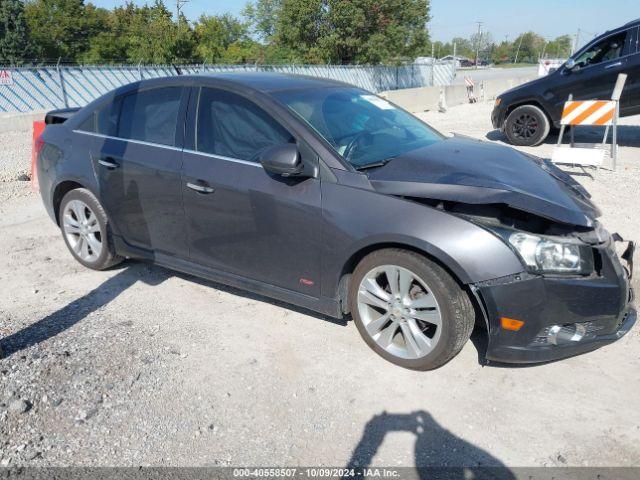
381 75 537 113
380 87 441 112
0 111 47 134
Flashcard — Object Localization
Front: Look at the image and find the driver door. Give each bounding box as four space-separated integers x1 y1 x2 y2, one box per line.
180 87 323 296
548 29 631 119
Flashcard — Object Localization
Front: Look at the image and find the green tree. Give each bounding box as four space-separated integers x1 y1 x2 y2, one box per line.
242 0 281 42
512 31 546 63
194 13 248 62
253 0 431 64
125 1 176 63
25 0 97 62
275 0 327 62
470 31 493 62
324 0 431 64
172 14 197 63
0 0 31 64
449 37 473 58
545 34 572 59
491 40 512 64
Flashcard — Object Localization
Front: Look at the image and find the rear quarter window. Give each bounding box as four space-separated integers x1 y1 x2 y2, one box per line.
76 98 121 137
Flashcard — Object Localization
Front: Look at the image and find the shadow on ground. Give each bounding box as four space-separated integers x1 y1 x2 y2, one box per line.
346 410 516 478
0 260 344 359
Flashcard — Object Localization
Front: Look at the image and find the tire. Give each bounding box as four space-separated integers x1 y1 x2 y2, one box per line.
59 188 123 270
504 104 551 147
349 249 475 371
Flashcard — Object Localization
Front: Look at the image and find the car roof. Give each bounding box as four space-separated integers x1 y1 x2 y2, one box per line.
624 18 640 27
182 72 352 93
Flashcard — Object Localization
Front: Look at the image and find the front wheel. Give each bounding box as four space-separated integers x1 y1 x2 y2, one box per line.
504 105 551 147
349 249 475 371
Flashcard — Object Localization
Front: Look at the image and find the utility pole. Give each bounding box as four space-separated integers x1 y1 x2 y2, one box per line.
572 28 581 55
475 21 483 67
513 34 524 64
176 0 189 20
540 38 548 61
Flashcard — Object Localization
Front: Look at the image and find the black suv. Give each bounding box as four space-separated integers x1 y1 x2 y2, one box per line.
493 19 640 146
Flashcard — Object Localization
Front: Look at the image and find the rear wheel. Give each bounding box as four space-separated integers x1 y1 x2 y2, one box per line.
504 105 550 147
59 188 122 270
349 249 475 371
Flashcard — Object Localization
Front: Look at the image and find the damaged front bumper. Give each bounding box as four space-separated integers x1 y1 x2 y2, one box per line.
473 236 636 364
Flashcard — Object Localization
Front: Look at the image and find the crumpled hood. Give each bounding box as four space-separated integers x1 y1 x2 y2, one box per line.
367 137 601 227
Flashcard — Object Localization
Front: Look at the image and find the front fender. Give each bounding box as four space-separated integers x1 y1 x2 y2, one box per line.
320 181 525 299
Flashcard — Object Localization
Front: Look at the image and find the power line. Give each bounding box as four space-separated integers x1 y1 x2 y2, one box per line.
176 0 189 19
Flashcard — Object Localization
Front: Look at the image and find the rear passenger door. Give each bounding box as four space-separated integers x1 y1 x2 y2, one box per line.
181 87 322 296
81 85 190 257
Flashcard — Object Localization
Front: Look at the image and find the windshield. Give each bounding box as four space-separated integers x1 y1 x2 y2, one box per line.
273 87 443 168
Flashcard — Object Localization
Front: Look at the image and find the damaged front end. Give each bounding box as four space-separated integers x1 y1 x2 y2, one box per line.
424 200 635 364
368 138 636 363
365 137 636 363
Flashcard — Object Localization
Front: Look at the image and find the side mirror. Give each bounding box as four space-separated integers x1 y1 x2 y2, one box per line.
549 67 557 74
565 58 576 70
259 143 304 177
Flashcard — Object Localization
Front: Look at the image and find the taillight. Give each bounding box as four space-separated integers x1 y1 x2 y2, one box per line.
31 121 46 191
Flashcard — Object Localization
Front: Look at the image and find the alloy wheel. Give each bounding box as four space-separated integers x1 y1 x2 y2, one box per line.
357 265 442 360
63 199 102 262
512 113 539 140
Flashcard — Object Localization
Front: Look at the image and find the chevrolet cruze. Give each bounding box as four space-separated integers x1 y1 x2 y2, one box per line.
36 73 636 370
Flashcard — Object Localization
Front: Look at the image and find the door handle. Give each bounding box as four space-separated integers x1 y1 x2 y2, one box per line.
186 182 215 194
605 61 623 70
98 158 120 169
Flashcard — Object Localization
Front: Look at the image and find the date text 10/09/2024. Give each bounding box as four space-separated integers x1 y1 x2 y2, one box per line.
232 468 401 478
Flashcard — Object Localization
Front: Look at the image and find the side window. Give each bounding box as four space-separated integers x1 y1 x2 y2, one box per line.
574 31 628 68
96 98 121 136
76 113 95 133
118 87 182 146
76 98 120 136
196 88 294 161
630 27 639 55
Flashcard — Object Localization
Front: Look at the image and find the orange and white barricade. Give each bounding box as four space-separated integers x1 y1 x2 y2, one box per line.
552 74 627 171
464 76 477 103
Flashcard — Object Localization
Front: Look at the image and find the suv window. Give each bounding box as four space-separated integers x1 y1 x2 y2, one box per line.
196 88 294 161
629 27 639 55
118 87 182 146
574 31 628 68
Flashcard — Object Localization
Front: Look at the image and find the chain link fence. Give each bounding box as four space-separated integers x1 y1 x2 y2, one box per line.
0 62 456 113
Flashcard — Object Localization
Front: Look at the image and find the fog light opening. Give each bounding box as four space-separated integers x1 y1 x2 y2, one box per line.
547 323 587 345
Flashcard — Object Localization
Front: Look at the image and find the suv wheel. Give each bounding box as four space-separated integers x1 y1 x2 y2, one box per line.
59 188 123 270
349 249 475 370
504 104 550 147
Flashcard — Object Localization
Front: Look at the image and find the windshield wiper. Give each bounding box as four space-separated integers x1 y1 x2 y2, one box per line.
354 157 396 171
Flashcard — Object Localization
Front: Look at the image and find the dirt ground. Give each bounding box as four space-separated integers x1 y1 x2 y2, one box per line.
1 101 639 469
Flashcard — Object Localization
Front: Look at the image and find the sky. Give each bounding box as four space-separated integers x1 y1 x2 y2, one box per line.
92 0 638 46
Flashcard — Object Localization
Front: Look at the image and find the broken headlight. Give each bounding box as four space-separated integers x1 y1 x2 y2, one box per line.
507 231 594 275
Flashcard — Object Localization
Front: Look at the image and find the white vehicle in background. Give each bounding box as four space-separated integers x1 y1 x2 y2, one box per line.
538 58 567 77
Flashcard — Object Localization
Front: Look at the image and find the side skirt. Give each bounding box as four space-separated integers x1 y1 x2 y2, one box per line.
113 236 342 318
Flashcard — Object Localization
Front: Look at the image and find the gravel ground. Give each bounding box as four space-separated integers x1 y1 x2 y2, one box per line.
1 103 639 469
0 127 32 183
